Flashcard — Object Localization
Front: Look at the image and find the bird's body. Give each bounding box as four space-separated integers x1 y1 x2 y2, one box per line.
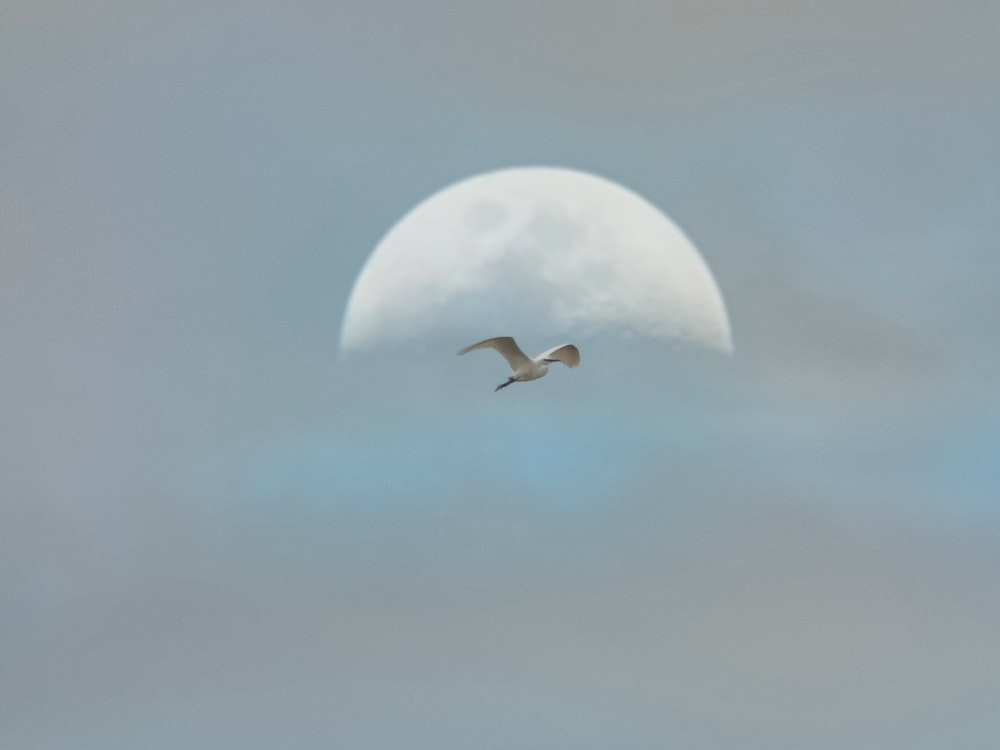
457 336 581 391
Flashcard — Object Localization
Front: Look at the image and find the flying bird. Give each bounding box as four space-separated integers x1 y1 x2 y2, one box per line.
457 336 581 391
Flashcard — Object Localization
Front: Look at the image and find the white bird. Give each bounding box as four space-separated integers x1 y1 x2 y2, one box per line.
457 336 581 391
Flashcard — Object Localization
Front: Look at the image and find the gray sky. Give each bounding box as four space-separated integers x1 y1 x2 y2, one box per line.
3 1 1000 748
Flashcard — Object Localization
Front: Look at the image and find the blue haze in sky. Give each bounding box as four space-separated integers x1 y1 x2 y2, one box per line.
2 1 999 748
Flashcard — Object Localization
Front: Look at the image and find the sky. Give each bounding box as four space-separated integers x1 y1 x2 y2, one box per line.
2 1 999 748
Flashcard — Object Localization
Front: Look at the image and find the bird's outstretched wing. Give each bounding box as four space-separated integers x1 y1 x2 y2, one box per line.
457 336 531 372
536 343 581 368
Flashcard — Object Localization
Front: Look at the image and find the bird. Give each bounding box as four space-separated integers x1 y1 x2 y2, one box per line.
457 336 581 391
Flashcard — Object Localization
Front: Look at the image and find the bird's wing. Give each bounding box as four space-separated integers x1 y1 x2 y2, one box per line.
537 343 581 368
457 336 531 371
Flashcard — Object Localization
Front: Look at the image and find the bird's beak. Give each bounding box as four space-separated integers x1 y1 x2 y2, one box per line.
495 377 515 392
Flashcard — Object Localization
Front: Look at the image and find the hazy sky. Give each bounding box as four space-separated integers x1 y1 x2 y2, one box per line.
3 1 999 748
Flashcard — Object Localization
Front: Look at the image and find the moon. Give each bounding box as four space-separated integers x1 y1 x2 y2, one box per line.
340 167 732 355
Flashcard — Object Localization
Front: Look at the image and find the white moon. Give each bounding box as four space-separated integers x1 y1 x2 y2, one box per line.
340 167 732 354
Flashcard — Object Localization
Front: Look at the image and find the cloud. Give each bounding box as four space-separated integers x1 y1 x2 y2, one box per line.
7 481 999 748
405 0 997 117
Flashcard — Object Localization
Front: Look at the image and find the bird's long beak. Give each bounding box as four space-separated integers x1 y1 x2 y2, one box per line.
495 377 515 392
